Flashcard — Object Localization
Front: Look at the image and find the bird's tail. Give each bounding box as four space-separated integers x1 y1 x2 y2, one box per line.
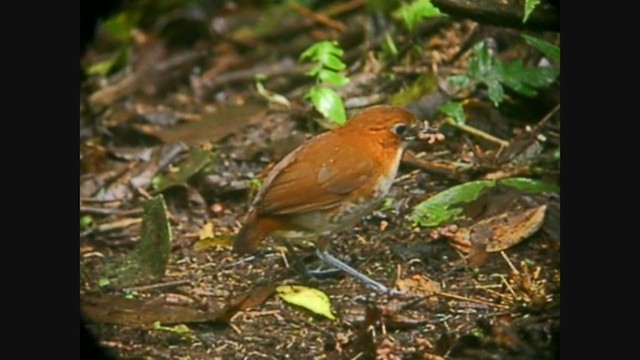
233 212 283 254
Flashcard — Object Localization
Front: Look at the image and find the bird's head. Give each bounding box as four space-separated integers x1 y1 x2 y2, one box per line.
341 106 424 146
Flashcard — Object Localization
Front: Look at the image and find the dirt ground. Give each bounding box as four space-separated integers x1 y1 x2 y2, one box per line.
80 1 560 359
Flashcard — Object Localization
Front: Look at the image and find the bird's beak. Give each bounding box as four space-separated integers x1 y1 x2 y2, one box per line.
403 121 427 142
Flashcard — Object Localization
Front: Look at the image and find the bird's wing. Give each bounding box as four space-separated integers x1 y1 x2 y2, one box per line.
256 133 375 215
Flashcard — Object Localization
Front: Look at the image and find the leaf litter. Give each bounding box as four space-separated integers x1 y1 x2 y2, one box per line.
80 1 560 358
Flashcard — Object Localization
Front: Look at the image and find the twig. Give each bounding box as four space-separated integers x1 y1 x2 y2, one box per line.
80 206 143 216
229 323 242 335
254 0 366 41
402 150 472 178
95 218 142 233
289 2 347 32
323 0 367 17
436 291 509 309
89 51 203 107
121 279 191 292
200 58 302 90
222 256 257 269
533 103 560 132
400 290 508 311
500 275 518 300
444 117 510 148
500 251 520 275
80 198 123 204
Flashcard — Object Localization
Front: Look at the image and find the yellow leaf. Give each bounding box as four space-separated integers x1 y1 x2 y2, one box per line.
276 285 336 320
193 235 233 251
199 222 214 240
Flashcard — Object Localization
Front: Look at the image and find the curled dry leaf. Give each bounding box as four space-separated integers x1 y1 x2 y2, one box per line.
215 283 279 323
447 205 547 253
395 275 441 296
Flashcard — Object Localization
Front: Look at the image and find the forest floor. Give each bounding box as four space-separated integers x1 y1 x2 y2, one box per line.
80 1 560 359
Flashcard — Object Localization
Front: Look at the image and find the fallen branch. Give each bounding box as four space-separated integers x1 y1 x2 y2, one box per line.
432 0 559 32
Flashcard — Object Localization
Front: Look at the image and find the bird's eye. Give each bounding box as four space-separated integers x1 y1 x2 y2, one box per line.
393 124 407 136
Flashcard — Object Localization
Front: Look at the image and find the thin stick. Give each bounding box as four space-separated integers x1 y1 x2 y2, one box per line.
480 287 514 300
533 103 560 132
500 251 520 275
500 275 519 299
444 117 510 148
323 0 367 17
80 206 143 216
279 247 290 269
436 291 509 309
121 279 191 292
289 2 347 32
400 289 508 311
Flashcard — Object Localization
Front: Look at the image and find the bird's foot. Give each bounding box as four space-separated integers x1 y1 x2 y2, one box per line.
315 250 407 297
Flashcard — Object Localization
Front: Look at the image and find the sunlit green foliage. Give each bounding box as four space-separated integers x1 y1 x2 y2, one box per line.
300 41 350 125
448 42 559 107
392 0 444 32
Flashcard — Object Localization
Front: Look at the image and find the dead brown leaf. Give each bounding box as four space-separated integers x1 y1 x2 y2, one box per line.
395 275 441 296
447 205 547 253
216 283 279 323
81 295 209 326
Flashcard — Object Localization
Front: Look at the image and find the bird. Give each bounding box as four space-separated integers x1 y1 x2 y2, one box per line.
233 105 423 294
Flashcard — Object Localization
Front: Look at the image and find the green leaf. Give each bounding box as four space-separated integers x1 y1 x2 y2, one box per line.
80 215 94 231
102 11 139 42
318 69 350 87
384 33 398 57
499 177 560 193
305 64 323 77
486 79 505 107
86 59 116 76
494 60 558 97
460 41 558 106
447 75 471 89
410 180 497 227
98 278 111 287
249 178 262 190
438 101 466 124
85 48 128 76
411 178 559 227
393 0 444 32
300 41 344 62
554 149 560 160
276 285 336 320
322 54 347 72
124 290 139 299
306 87 347 125
469 42 493 78
523 0 541 23
152 148 216 193
300 42 346 70
256 81 291 109
380 198 396 211
152 322 193 339
522 35 560 62
388 72 437 106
